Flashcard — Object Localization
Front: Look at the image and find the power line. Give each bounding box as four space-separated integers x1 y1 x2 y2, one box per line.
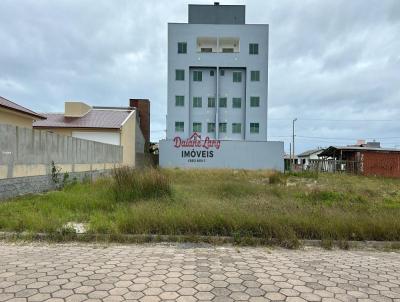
297 135 400 140
269 118 400 122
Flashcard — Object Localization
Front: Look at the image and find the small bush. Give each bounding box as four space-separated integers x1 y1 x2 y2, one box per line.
269 172 287 185
112 167 172 202
212 182 259 198
302 189 343 204
287 171 319 179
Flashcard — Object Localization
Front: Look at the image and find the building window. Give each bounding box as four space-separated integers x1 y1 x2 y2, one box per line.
232 123 242 134
193 97 202 108
208 97 216 108
175 121 184 132
175 95 185 107
232 98 242 108
219 97 227 108
175 69 185 81
207 122 215 133
249 43 259 55
193 71 202 82
178 42 187 54
222 48 234 53
233 71 242 82
250 96 260 107
219 123 227 133
193 122 202 133
210 70 215 76
220 69 225 76
201 48 212 53
250 122 259 133
251 70 260 81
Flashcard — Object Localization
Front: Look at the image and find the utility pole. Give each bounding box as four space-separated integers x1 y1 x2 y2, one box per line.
292 118 297 169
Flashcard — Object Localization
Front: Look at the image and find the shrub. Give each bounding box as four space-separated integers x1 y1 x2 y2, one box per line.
112 167 172 202
269 172 287 185
287 171 319 179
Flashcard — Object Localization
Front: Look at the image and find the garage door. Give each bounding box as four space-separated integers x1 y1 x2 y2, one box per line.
72 131 120 145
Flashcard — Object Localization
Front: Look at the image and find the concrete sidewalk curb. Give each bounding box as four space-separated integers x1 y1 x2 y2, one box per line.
1 231 400 250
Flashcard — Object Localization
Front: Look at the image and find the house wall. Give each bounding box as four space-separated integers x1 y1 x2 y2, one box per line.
36 128 118 138
362 151 400 178
0 108 36 129
120 111 136 166
36 114 144 167
0 124 122 180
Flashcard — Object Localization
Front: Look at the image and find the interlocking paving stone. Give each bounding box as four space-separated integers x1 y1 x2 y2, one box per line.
0 243 399 301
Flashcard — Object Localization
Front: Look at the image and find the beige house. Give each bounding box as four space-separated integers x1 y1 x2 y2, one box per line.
33 101 145 166
0 96 46 128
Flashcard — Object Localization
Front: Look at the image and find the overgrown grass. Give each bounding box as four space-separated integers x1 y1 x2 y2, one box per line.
112 167 171 202
1 169 400 247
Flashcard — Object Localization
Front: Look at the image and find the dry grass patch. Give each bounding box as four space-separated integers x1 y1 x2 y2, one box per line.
0 168 400 246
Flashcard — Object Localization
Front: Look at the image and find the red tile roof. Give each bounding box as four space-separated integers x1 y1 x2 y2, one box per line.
0 96 46 119
33 109 133 129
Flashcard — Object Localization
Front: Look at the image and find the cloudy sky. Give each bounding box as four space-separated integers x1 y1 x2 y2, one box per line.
1 0 399 153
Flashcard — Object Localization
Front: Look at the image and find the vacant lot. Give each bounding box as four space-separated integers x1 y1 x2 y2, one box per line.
1 169 400 246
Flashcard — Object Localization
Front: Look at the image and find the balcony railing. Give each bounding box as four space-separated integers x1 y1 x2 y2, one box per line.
197 37 240 53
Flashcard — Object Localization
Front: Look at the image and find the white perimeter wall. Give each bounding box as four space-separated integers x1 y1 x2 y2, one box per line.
72 131 120 146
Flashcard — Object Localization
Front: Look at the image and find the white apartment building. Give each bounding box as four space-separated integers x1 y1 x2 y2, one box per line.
159 3 283 170
167 3 268 141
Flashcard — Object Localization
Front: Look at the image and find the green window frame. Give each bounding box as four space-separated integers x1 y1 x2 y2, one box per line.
250 96 260 107
193 71 202 82
232 123 242 134
175 121 184 132
233 71 242 83
193 97 202 108
175 69 185 81
232 97 242 108
175 95 184 107
177 42 187 54
249 43 259 55
207 122 215 133
208 97 216 108
251 70 260 81
219 97 227 108
219 123 227 133
193 122 202 133
250 122 260 134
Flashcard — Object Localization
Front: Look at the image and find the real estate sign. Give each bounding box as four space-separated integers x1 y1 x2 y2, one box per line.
159 133 284 170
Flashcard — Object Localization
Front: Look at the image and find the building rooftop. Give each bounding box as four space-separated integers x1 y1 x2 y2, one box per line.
319 145 400 157
33 108 133 129
188 3 245 24
0 96 46 120
297 148 324 158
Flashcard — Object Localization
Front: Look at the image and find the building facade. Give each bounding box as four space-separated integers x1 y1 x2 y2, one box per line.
0 96 46 128
159 3 283 170
33 101 145 167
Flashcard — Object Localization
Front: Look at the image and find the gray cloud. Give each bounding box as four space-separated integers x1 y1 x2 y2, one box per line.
0 0 399 152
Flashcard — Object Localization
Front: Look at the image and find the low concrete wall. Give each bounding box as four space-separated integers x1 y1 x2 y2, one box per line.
159 139 284 170
0 124 123 179
0 169 111 201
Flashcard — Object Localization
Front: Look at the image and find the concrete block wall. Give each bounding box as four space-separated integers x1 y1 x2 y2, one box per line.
0 169 111 201
0 124 123 179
